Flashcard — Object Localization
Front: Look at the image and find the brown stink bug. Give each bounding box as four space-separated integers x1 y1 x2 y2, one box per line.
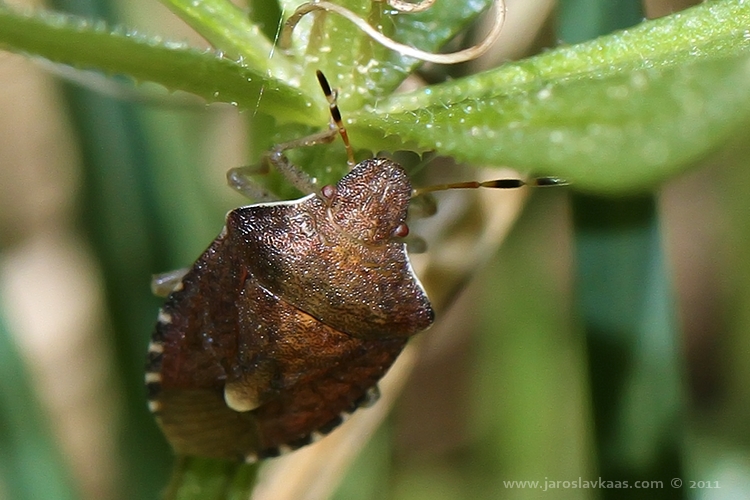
145 71 563 462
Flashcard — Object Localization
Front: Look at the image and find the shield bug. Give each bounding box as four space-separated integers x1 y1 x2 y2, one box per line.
145 72 434 462
146 71 563 462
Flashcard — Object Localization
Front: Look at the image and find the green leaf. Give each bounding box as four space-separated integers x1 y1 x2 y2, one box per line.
0 5 321 124
379 0 750 112
275 0 493 106
352 53 750 192
345 0 750 192
6 0 748 192
363 0 492 99
160 0 297 80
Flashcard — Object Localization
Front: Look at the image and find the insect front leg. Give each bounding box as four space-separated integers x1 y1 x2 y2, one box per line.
227 125 339 200
226 162 278 202
227 71 358 200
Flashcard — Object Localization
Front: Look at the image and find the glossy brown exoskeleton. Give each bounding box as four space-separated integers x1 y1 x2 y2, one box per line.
145 72 434 462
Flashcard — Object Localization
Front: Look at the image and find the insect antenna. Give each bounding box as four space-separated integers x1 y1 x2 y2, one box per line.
313 71 567 194
412 175 567 197
316 70 356 168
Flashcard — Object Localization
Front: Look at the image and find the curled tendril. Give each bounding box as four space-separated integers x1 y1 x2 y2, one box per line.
280 0 506 65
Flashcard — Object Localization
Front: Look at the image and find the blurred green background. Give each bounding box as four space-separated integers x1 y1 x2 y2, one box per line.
1 0 749 499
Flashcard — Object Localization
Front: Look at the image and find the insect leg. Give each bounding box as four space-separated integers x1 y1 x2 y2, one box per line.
228 71 355 198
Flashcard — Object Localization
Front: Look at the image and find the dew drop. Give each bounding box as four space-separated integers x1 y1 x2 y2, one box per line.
550 130 564 143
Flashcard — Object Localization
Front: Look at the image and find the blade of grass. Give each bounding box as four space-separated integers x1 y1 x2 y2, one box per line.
58 66 177 500
47 0 188 497
0 295 79 500
473 192 592 498
47 0 267 496
560 1 686 497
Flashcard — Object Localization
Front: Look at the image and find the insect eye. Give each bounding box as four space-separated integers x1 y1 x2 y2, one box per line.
321 185 337 200
393 222 409 238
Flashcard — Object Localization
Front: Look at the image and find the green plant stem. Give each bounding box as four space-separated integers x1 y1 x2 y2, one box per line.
163 457 257 500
